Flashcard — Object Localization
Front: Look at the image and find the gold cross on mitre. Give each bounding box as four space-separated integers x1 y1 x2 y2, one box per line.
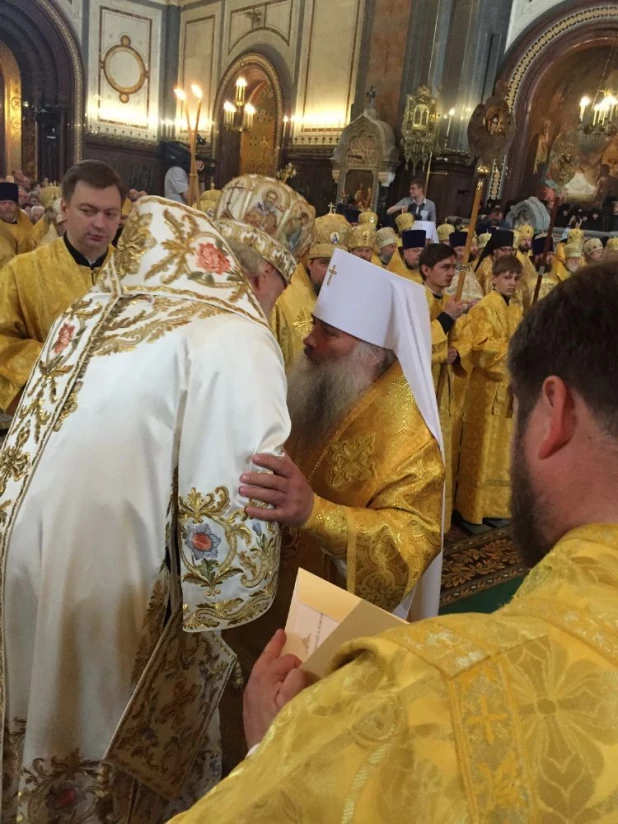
326 264 337 286
328 202 335 214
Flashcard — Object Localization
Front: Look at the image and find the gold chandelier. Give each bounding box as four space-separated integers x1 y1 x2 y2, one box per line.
578 47 618 137
224 76 256 132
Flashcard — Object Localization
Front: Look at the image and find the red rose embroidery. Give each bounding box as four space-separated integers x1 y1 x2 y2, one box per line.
195 242 231 275
192 532 213 552
53 323 76 355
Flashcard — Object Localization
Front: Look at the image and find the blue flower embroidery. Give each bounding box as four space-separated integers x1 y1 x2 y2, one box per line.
185 522 221 562
253 522 263 537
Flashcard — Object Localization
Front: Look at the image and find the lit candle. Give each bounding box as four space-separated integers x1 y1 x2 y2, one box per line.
244 103 256 131
235 76 247 108
446 107 455 141
579 96 591 122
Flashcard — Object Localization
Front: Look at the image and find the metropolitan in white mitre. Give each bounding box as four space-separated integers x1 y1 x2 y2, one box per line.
0 196 293 823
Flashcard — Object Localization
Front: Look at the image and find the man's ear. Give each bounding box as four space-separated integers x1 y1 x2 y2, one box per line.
537 376 576 460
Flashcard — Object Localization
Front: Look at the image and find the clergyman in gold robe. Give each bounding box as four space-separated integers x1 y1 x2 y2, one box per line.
420 242 470 530
0 181 32 251
456 255 524 524
171 261 618 824
387 227 425 284
220 249 444 769
0 161 121 412
241 250 444 620
270 213 349 368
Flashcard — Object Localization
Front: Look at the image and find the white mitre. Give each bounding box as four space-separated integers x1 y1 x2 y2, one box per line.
413 220 439 243
314 249 443 456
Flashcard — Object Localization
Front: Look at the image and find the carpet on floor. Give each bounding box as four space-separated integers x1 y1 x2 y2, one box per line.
440 524 527 611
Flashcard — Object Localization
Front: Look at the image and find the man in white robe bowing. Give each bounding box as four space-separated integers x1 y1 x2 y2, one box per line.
0 188 312 823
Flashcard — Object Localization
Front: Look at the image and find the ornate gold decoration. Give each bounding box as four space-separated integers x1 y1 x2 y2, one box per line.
488 4 618 198
328 433 376 490
467 96 514 167
276 163 296 184
0 42 22 175
548 133 579 187
400 86 440 170
179 487 280 629
102 35 148 104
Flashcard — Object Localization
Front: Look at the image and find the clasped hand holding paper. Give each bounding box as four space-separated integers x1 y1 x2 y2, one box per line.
282 568 407 679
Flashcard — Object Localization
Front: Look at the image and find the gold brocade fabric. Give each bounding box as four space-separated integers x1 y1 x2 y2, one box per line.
0 238 112 410
551 258 571 282
1 210 32 253
426 288 470 530
171 523 618 824
475 254 494 293
0 236 14 270
269 262 316 368
386 248 423 284
555 239 566 263
297 362 443 612
21 216 50 253
456 290 523 523
524 263 562 303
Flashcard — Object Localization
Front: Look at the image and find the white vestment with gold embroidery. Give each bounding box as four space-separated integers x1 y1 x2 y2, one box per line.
0 197 290 823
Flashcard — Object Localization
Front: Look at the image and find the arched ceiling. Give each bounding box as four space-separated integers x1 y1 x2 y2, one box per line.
0 0 81 106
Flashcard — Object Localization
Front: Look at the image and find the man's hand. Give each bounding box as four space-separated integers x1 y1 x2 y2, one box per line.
447 347 459 364
243 629 315 749
240 453 314 526
444 299 466 320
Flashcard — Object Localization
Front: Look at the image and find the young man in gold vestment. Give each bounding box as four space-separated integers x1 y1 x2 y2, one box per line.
420 243 469 529
172 262 618 824
270 213 349 368
476 227 530 310
0 161 122 412
456 255 524 524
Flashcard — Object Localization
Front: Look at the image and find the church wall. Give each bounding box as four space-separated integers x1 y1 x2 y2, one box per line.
179 0 364 140
86 0 163 141
506 0 566 49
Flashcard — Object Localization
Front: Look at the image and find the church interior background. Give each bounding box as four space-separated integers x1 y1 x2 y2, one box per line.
1 0 618 216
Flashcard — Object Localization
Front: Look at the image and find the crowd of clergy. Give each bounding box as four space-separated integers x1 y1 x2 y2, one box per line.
0 159 616 822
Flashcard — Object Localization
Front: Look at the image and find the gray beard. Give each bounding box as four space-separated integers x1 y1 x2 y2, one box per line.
287 343 393 450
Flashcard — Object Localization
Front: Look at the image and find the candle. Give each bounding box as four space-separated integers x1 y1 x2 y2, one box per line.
445 108 455 142
579 96 590 122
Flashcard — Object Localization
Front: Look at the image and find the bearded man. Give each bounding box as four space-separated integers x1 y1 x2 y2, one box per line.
0 192 293 823
240 249 443 618
387 228 425 283
347 224 376 262
0 161 121 414
219 249 444 769
270 213 348 368
374 226 398 266
552 241 583 280
171 262 618 824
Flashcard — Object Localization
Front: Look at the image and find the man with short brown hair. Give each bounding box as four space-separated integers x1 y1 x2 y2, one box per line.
0 160 123 412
